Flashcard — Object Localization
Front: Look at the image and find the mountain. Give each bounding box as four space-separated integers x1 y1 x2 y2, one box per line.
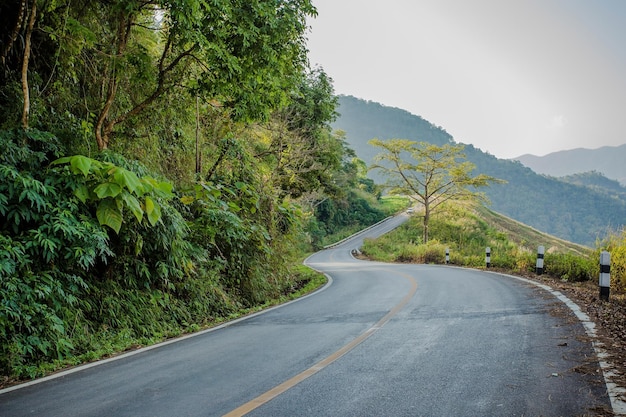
514 145 626 186
333 95 626 246
331 96 454 171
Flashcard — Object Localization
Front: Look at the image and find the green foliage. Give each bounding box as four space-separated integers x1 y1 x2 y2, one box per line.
308 189 388 249
377 195 410 213
1 0 317 150
0 0 353 383
544 253 595 283
0 131 250 378
0 130 111 377
369 139 502 243
51 155 174 233
395 240 448 264
361 201 598 283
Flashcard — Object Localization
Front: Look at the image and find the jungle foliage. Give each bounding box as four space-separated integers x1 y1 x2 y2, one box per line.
0 1 390 380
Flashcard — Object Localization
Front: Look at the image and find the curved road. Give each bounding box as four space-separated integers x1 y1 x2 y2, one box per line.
0 214 611 416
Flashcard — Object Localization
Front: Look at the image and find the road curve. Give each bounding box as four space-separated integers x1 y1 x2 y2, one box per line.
0 214 612 416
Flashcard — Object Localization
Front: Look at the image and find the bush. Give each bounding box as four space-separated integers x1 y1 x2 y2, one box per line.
544 253 595 282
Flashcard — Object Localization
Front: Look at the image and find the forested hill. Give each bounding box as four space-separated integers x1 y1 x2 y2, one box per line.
333 96 454 166
333 95 626 246
514 145 626 186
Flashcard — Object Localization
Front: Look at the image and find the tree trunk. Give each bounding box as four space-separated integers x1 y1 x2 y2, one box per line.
20 0 36 131
94 13 131 150
423 199 430 244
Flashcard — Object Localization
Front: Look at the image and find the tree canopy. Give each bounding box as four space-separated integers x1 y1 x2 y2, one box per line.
1 0 316 149
369 139 502 243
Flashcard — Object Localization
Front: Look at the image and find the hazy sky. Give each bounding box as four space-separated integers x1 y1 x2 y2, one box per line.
306 0 626 159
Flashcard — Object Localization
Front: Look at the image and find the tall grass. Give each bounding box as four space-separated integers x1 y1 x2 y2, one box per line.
360 203 617 286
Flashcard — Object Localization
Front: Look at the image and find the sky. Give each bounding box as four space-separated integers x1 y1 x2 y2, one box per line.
305 0 626 159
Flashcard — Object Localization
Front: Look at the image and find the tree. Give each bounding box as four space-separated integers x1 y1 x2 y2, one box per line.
369 139 503 243
254 68 343 199
0 0 317 151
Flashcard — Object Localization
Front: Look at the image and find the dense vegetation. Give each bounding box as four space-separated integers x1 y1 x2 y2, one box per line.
0 1 394 381
361 202 626 289
334 95 626 246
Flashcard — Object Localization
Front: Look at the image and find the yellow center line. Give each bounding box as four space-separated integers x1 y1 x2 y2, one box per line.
222 271 418 417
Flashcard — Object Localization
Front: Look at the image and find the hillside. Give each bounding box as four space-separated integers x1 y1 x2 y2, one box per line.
560 171 626 199
514 145 626 186
471 204 590 256
333 95 626 246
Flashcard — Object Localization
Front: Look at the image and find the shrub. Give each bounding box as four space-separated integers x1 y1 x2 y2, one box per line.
544 253 595 282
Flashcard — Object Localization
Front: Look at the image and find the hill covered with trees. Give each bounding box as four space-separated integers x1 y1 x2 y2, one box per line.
333 95 626 246
514 145 626 186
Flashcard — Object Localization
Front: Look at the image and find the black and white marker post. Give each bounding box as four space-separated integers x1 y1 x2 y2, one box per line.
536 245 545 275
445 248 450 264
485 247 491 268
599 251 611 301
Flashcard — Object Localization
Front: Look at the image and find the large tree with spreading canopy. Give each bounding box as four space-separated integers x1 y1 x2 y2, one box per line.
369 139 503 243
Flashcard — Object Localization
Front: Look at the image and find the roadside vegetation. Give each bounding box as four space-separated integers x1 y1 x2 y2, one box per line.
0 1 406 384
361 201 626 288
3 0 624 391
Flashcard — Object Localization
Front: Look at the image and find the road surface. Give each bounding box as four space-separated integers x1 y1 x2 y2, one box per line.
0 214 611 416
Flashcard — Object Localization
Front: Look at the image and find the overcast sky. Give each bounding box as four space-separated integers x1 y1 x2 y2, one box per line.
306 0 626 159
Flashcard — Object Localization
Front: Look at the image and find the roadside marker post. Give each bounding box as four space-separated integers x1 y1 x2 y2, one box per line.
600 251 611 301
445 248 450 264
485 247 491 268
536 245 545 275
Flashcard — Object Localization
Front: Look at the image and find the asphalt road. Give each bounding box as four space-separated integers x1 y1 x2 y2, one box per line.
0 214 611 416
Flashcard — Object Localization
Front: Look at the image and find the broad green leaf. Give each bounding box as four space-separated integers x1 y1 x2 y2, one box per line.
70 155 93 176
142 177 174 198
145 195 155 215
121 191 143 222
145 196 161 226
112 167 142 194
96 199 123 233
50 156 72 166
94 182 122 199
155 181 174 197
74 185 90 203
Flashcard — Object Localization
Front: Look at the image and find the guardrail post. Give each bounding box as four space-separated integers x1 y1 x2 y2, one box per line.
600 251 611 301
485 247 491 268
536 245 545 275
445 248 450 264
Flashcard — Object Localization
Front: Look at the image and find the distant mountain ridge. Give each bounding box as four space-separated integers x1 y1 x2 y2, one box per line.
333 95 626 246
514 145 626 186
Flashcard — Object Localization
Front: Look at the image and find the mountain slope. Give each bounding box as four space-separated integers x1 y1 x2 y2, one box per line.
333 95 626 246
514 145 626 185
